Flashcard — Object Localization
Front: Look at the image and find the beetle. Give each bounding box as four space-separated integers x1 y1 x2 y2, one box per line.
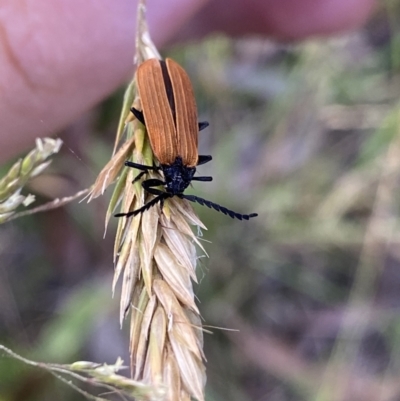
115 58 258 221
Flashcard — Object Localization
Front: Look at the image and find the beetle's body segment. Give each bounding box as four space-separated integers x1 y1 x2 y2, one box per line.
161 156 196 194
137 58 199 167
115 58 258 221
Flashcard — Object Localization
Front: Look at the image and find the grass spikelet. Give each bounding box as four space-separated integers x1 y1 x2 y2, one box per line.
0 138 63 223
163 345 181 400
88 1 208 399
0 345 165 401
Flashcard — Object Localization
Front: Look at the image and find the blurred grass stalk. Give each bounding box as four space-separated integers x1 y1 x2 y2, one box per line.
88 1 207 400
313 109 400 401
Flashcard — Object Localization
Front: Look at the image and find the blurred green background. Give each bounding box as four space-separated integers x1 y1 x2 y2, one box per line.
2 4 400 401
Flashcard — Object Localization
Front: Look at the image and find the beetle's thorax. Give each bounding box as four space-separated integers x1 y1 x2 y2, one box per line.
161 156 196 195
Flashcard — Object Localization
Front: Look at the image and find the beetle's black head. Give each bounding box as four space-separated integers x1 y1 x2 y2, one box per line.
162 156 196 195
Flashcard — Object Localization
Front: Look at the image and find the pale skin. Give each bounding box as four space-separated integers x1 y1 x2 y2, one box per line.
0 0 376 162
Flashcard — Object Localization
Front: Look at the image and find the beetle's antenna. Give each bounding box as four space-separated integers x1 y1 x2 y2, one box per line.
179 194 258 221
115 193 167 218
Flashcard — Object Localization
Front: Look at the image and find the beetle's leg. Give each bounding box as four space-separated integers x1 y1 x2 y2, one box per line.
124 161 160 183
142 179 166 195
142 179 176 212
132 171 146 183
115 178 172 218
193 156 213 184
179 194 258 221
124 161 159 171
198 121 209 131
197 155 212 166
130 107 145 125
115 179 168 218
191 176 213 182
115 194 167 218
